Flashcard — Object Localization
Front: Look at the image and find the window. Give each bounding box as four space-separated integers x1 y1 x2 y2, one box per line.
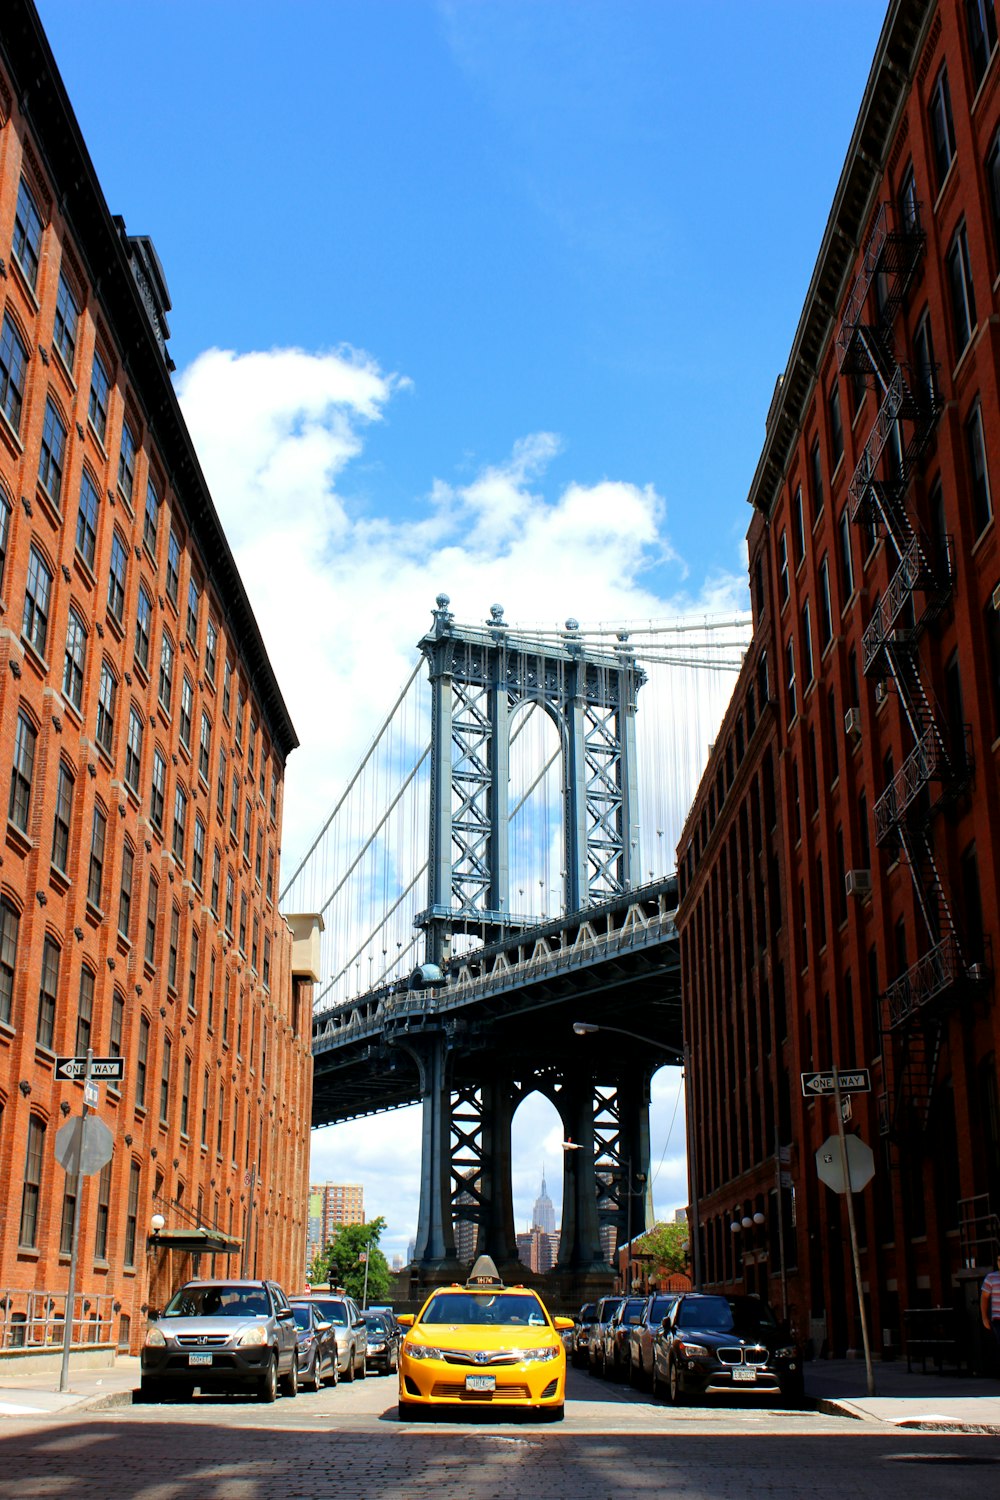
263 933 271 991
778 529 789 604
792 486 805 566
199 712 211 781
912 309 937 408
966 0 997 88
168 904 179 990
0 314 28 433
94 1160 112 1261
990 130 1000 266
230 774 239 839
223 659 233 721
208 949 217 1029
124 1160 140 1267
51 762 73 872
181 1053 191 1136
809 436 824 520
166 528 181 607
173 785 187 864
239 892 248 954
786 637 797 725
188 926 200 1009
192 817 206 890
8 711 37 833
53 272 79 369
179 675 193 750
929 65 957 191
201 1070 210 1148
145 878 158 966
0 495 10 592
186 577 200 645
88 350 111 445
134 584 152 673
266 848 274 903
75 967 94 1054
235 689 245 751
38 399 67 503
211 846 221 916
255 827 263 886
23 546 52 657
110 990 124 1060
217 748 227 817
838 509 854 604
36 936 59 1049
136 1016 150 1109
205 617 218 683
248 719 257 778
818 556 833 649
966 400 993 536
95 662 116 754
222 972 231 1042
118 843 134 937
252 913 259 973
0 898 19 1025
124 706 143 792
801 600 814 686
118 416 137 503
144 477 160 556
76 469 100 570
158 631 174 714
107 531 128 623
88 805 106 907
899 161 919 234
828 382 843 469
947 221 978 355
151 747 166 825
12 177 43 290
217 1085 225 1155
19 1117 45 1249
243 799 252 863
225 870 234 934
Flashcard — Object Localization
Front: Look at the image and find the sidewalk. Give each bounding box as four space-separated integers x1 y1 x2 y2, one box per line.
807 1356 1000 1432
0 1356 139 1417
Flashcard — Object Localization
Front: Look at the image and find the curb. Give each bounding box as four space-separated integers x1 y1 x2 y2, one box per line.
815 1396 1000 1434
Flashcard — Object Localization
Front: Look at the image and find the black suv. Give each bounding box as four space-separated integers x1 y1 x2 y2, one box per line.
141 1278 299 1402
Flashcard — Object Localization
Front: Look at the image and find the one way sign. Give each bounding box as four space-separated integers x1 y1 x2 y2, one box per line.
55 1055 124 1081
800 1069 871 1095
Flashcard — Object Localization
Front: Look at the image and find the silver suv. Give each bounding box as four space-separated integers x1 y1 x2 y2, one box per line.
294 1292 368 1380
141 1278 299 1402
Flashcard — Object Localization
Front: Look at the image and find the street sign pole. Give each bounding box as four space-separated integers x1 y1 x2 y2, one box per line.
831 1063 876 1398
58 1047 93 1394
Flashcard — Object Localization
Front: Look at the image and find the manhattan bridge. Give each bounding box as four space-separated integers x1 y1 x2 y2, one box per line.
281 596 750 1296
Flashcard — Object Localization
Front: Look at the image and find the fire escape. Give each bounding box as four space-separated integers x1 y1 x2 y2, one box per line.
836 200 975 1141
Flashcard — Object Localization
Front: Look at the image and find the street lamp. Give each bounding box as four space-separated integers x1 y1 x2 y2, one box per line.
572 1019 701 1291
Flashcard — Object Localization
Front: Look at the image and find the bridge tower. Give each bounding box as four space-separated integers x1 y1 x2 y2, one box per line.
406 599 655 1292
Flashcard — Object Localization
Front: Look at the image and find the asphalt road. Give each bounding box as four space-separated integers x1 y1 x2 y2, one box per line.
0 1365 997 1497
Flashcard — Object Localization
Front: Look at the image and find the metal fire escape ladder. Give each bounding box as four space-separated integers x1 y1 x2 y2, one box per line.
837 199 969 1140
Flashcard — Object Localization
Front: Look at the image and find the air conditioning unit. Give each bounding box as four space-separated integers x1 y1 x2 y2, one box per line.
993 582 1000 613
874 681 889 705
968 962 986 982
844 707 862 739
845 869 873 900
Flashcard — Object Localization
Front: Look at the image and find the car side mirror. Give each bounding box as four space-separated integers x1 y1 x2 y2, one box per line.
553 1315 575 1331
316 1321 331 1333
277 1307 294 1322
396 1313 414 1327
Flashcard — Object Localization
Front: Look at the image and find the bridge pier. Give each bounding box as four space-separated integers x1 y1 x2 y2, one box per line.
398 1030 461 1273
555 1079 611 1274
472 1070 520 1271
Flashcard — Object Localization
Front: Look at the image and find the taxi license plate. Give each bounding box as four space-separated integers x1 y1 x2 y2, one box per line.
732 1367 756 1382
188 1353 213 1366
465 1374 495 1391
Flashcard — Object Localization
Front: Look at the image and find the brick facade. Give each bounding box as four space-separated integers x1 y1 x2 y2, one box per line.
0 2 313 1352
678 0 1000 1362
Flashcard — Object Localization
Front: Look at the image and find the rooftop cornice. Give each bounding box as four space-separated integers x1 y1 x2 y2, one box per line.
747 0 935 519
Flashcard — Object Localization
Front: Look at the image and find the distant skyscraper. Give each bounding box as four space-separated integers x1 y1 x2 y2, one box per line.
532 1170 556 1235
305 1182 365 1271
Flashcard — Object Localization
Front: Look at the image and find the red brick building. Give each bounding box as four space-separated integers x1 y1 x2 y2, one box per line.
0 1 315 1353
678 0 1000 1363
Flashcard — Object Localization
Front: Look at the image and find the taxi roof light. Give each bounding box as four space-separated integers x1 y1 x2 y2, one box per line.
465 1254 504 1289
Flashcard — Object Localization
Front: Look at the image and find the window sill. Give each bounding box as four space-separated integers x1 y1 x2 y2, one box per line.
51 341 77 394
85 900 104 928
48 863 71 896
106 609 125 643
34 481 63 531
8 251 40 313
0 404 24 460
951 327 979 385
73 549 97 593
971 514 995 557
86 417 109 462
5 821 34 859
20 635 50 679
932 158 958 220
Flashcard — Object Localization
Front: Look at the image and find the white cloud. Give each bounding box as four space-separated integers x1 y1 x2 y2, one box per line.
176 343 739 1265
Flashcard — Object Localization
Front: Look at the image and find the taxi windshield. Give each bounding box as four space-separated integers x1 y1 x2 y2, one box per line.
420 1292 548 1327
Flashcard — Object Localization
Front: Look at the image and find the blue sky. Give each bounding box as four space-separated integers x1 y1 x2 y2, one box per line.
35 0 890 1262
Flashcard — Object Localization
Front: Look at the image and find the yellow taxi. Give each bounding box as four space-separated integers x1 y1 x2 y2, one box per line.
397 1255 573 1421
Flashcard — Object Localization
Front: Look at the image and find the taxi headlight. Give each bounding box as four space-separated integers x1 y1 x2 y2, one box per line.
143 1325 166 1348
404 1341 441 1360
515 1345 561 1363
237 1324 269 1347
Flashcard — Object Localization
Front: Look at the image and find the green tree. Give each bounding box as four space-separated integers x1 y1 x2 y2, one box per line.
636 1219 689 1275
310 1216 391 1305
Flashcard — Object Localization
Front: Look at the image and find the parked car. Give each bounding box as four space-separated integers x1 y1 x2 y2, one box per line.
628 1292 678 1388
571 1303 597 1368
295 1292 368 1380
601 1295 647 1379
141 1278 299 1402
290 1300 339 1390
652 1292 804 1406
586 1295 623 1374
363 1310 402 1373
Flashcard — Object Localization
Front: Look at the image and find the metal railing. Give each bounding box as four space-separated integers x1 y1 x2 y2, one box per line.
848 368 905 521
882 934 964 1029
0 1288 118 1350
958 1194 1000 1270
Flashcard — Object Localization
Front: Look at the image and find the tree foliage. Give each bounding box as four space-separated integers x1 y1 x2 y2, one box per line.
308 1215 391 1304
635 1219 689 1274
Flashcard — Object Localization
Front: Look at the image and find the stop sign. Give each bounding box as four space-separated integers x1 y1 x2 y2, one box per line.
816 1133 875 1194
55 1114 114 1176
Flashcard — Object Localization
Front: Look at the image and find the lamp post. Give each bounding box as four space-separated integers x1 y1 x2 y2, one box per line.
572 1020 701 1290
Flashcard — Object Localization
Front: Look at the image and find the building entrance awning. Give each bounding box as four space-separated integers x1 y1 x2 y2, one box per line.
148 1227 242 1254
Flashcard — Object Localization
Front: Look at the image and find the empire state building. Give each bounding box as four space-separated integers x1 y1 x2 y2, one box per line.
532 1171 556 1235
